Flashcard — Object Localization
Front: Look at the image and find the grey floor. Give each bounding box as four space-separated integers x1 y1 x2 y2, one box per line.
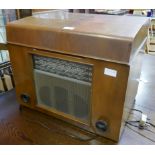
119 53 155 144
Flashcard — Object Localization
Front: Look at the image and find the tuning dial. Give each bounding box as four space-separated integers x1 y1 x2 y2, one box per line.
20 94 30 103
95 120 108 132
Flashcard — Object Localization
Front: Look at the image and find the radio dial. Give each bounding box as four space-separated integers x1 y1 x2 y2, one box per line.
95 120 108 132
20 94 30 103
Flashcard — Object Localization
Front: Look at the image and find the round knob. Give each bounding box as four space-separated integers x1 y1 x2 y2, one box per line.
20 94 30 103
95 120 108 132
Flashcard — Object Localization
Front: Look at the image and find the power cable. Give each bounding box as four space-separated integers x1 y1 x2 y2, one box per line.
126 124 155 143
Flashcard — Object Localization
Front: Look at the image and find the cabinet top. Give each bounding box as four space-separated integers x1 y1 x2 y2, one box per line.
7 10 150 64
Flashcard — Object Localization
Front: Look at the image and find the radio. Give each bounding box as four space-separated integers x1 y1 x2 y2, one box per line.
6 10 149 141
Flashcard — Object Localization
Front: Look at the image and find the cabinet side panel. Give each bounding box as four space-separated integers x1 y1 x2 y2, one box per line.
8 44 37 107
120 52 143 136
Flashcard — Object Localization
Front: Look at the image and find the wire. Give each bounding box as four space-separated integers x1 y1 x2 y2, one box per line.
131 108 143 114
126 121 155 140
126 108 155 143
126 120 140 123
147 122 155 128
21 108 155 143
126 121 151 130
126 120 155 129
126 121 139 128
126 124 155 143
24 118 98 142
131 109 150 120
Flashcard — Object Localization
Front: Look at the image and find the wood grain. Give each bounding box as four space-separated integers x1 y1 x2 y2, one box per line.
6 11 148 141
8 44 141 141
0 54 155 144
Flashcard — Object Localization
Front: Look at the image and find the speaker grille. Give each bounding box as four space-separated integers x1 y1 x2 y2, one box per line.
54 86 69 114
33 55 92 123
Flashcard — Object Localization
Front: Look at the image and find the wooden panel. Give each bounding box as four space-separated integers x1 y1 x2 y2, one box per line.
8 44 95 131
8 44 137 141
8 45 36 109
91 61 129 141
1 54 155 145
5 10 150 142
6 10 149 64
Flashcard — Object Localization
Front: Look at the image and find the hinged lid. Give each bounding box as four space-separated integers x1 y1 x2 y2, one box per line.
6 10 150 64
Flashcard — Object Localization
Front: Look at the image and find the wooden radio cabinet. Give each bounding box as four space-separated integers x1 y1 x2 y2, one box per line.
6 10 149 141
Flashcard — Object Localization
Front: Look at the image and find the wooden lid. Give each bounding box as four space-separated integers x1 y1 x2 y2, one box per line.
6 10 150 64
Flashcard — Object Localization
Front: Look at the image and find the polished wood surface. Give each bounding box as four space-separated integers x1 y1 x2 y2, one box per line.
0 54 155 144
7 10 149 64
7 11 148 141
8 44 142 141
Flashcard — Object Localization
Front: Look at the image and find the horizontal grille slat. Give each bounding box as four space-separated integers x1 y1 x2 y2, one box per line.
33 55 93 83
